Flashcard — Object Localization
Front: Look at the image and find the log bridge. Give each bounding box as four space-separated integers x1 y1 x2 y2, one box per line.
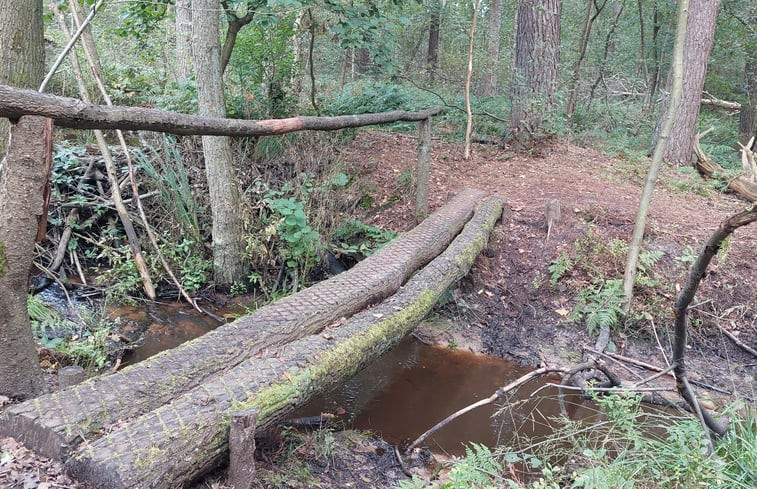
1 188 507 489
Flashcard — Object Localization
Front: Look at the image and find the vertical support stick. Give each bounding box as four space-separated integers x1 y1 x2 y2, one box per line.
415 117 431 223
58 365 86 389
228 408 259 489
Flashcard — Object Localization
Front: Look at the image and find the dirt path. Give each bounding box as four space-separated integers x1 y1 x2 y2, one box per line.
343 131 755 398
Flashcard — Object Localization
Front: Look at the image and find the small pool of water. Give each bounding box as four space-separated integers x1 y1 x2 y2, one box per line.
294 337 597 455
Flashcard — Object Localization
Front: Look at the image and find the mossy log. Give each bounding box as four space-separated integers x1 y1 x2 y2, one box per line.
65 196 506 489
0 189 485 460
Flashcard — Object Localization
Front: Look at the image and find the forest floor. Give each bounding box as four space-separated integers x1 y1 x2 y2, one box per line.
1 131 755 489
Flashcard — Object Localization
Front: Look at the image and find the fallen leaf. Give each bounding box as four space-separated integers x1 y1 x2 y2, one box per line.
555 308 570 317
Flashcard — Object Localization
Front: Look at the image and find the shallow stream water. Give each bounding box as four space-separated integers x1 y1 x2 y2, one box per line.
113 302 595 456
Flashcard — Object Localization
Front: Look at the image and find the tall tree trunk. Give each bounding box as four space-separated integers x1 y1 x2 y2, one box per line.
738 6 756 144
623 0 689 313
427 0 441 82
508 0 562 149
0 0 47 400
656 0 721 164
175 0 193 83
483 0 503 95
193 0 248 287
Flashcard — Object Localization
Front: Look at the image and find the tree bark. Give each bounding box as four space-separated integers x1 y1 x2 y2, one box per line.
484 0 503 95
65 196 506 489
739 45 756 144
0 85 443 136
0 0 47 400
193 0 247 287
427 0 441 82
622 0 689 313
656 0 721 164
0 189 485 460
219 1 260 75
508 0 562 149
174 0 193 83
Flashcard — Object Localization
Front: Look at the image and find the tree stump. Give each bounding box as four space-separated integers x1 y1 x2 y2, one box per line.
228 409 258 489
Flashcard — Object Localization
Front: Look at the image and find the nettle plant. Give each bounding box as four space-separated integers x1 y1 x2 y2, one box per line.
264 192 322 273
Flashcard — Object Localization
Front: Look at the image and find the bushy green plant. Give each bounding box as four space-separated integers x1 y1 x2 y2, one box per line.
264 193 322 272
569 278 625 336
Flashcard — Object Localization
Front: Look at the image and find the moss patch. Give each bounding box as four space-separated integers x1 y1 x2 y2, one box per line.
0 241 6 277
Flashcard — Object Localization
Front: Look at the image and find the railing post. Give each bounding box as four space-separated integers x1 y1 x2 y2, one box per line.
415 116 432 223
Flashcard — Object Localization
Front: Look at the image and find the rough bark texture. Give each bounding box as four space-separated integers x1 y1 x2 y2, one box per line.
193 0 247 287
0 0 44 156
427 1 441 82
0 85 443 137
0 117 49 400
508 0 562 149
657 0 721 164
0 189 485 459
739 52 756 144
0 0 47 400
484 0 503 95
65 195 506 489
174 0 193 82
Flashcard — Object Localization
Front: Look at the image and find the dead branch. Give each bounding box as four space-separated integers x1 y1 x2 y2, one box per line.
693 128 757 202
714 322 757 358
673 204 757 439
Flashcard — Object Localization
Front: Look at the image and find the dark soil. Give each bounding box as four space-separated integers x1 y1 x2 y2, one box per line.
2 130 755 489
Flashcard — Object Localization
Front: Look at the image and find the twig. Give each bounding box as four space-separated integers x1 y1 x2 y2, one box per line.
548 383 674 393
649 316 671 367
393 446 414 478
714 322 757 357
405 367 569 454
582 347 644 380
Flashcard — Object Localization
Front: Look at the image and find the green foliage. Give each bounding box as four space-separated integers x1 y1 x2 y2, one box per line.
98 246 144 303
569 278 625 336
264 193 322 272
444 443 506 489
548 252 573 287
331 219 396 258
161 238 212 292
28 295 114 371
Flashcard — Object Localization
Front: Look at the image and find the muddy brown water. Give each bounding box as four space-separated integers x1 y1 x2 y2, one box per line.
115 305 596 456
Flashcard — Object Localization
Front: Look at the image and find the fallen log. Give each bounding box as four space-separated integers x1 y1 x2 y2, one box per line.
0 189 484 460
0 85 442 137
65 195 506 489
693 130 757 202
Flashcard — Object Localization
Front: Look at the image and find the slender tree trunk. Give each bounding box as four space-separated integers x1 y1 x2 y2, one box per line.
739 13 756 145
464 0 481 160
565 0 606 120
193 0 248 287
648 1 662 108
623 0 689 313
656 0 721 165
0 0 47 400
427 0 441 82
175 0 193 83
637 0 649 86
508 0 562 149
484 0 503 95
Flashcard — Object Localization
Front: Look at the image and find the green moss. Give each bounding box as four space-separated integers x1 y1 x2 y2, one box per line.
0 241 6 277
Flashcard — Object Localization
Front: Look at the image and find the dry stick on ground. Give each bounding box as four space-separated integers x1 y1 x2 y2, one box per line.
673 204 757 442
67 7 207 314
714 322 757 357
49 2 156 300
585 348 731 395
405 367 569 454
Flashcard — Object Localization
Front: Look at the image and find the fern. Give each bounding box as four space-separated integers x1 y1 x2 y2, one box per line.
548 252 573 287
570 279 625 336
443 443 504 489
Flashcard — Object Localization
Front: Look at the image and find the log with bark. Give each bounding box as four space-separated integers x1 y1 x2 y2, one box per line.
0 85 442 137
65 195 506 489
0 189 484 460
